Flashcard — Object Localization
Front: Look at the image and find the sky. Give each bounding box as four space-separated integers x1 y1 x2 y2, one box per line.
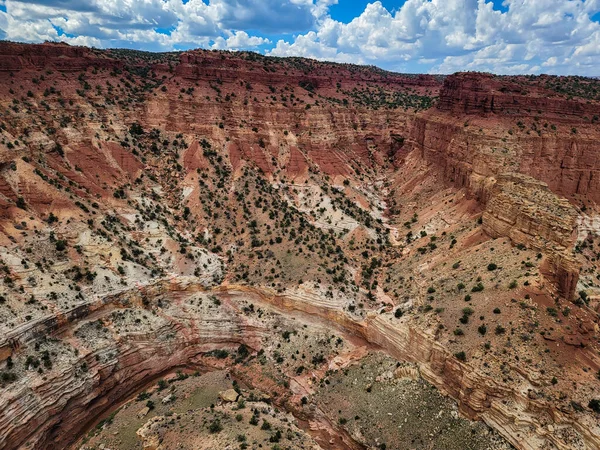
1 0 600 75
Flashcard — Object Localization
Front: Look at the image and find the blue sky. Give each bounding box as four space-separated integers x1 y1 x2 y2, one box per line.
328 0 507 20
1 0 600 75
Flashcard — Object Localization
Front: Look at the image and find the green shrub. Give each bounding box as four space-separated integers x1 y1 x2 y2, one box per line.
209 419 223 433
471 283 484 292
454 351 466 361
589 399 600 414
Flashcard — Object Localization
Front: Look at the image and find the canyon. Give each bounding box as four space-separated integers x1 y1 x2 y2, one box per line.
0 41 598 450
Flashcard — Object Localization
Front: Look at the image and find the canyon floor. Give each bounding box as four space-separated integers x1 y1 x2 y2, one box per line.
0 42 599 450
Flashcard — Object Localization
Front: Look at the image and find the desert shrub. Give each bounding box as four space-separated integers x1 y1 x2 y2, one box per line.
209 419 223 433
454 351 466 361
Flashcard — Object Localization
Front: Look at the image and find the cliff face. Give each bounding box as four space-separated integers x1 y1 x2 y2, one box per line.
438 72 600 120
481 173 578 250
0 42 119 72
0 43 432 190
412 114 600 205
142 94 408 178
0 281 275 450
416 73 600 204
2 282 599 450
408 72 600 298
481 173 580 297
176 51 440 90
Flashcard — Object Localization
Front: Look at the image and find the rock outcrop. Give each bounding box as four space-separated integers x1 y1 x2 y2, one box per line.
438 72 600 120
406 73 600 301
0 42 119 72
0 281 267 450
482 173 580 297
415 74 600 204
0 282 599 450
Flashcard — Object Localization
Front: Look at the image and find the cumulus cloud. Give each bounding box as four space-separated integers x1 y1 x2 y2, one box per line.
0 0 599 75
210 0 315 34
212 30 270 50
0 0 294 51
268 0 600 75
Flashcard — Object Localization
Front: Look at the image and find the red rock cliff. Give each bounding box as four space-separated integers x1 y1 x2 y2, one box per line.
413 73 600 204
0 41 120 72
438 72 600 120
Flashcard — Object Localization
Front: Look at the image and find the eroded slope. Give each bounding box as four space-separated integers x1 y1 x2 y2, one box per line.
0 42 598 450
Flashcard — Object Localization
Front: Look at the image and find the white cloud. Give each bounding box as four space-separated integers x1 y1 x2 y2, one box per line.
0 0 599 75
0 0 303 50
268 0 600 75
209 0 315 33
212 30 270 50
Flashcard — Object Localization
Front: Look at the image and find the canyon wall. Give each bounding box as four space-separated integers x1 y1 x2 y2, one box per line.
175 51 440 90
409 73 600 298
0 281 266 450
1 281 599 450
481 173 580 297
141 94 409 178
438 72 599 120
0 42 598 450
414 73 600 205
0 42 119 72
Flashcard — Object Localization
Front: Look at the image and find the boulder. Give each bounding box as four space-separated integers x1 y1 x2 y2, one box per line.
219 389 239 403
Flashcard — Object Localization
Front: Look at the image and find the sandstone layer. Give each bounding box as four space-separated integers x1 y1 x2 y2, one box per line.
0 281 598 450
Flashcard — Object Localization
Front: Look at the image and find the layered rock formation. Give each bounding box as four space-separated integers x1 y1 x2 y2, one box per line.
438 72 600 120
0 281 265 450
0 41 119 72
482 173 580 297
1 281 598 450
415 73 600 204
409 72 600 301
0 42 598 450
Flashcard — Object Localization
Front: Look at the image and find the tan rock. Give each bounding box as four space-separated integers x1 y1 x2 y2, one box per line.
136 416 165 450
161 394 174 404
393 365 420 381
218 389 239 403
